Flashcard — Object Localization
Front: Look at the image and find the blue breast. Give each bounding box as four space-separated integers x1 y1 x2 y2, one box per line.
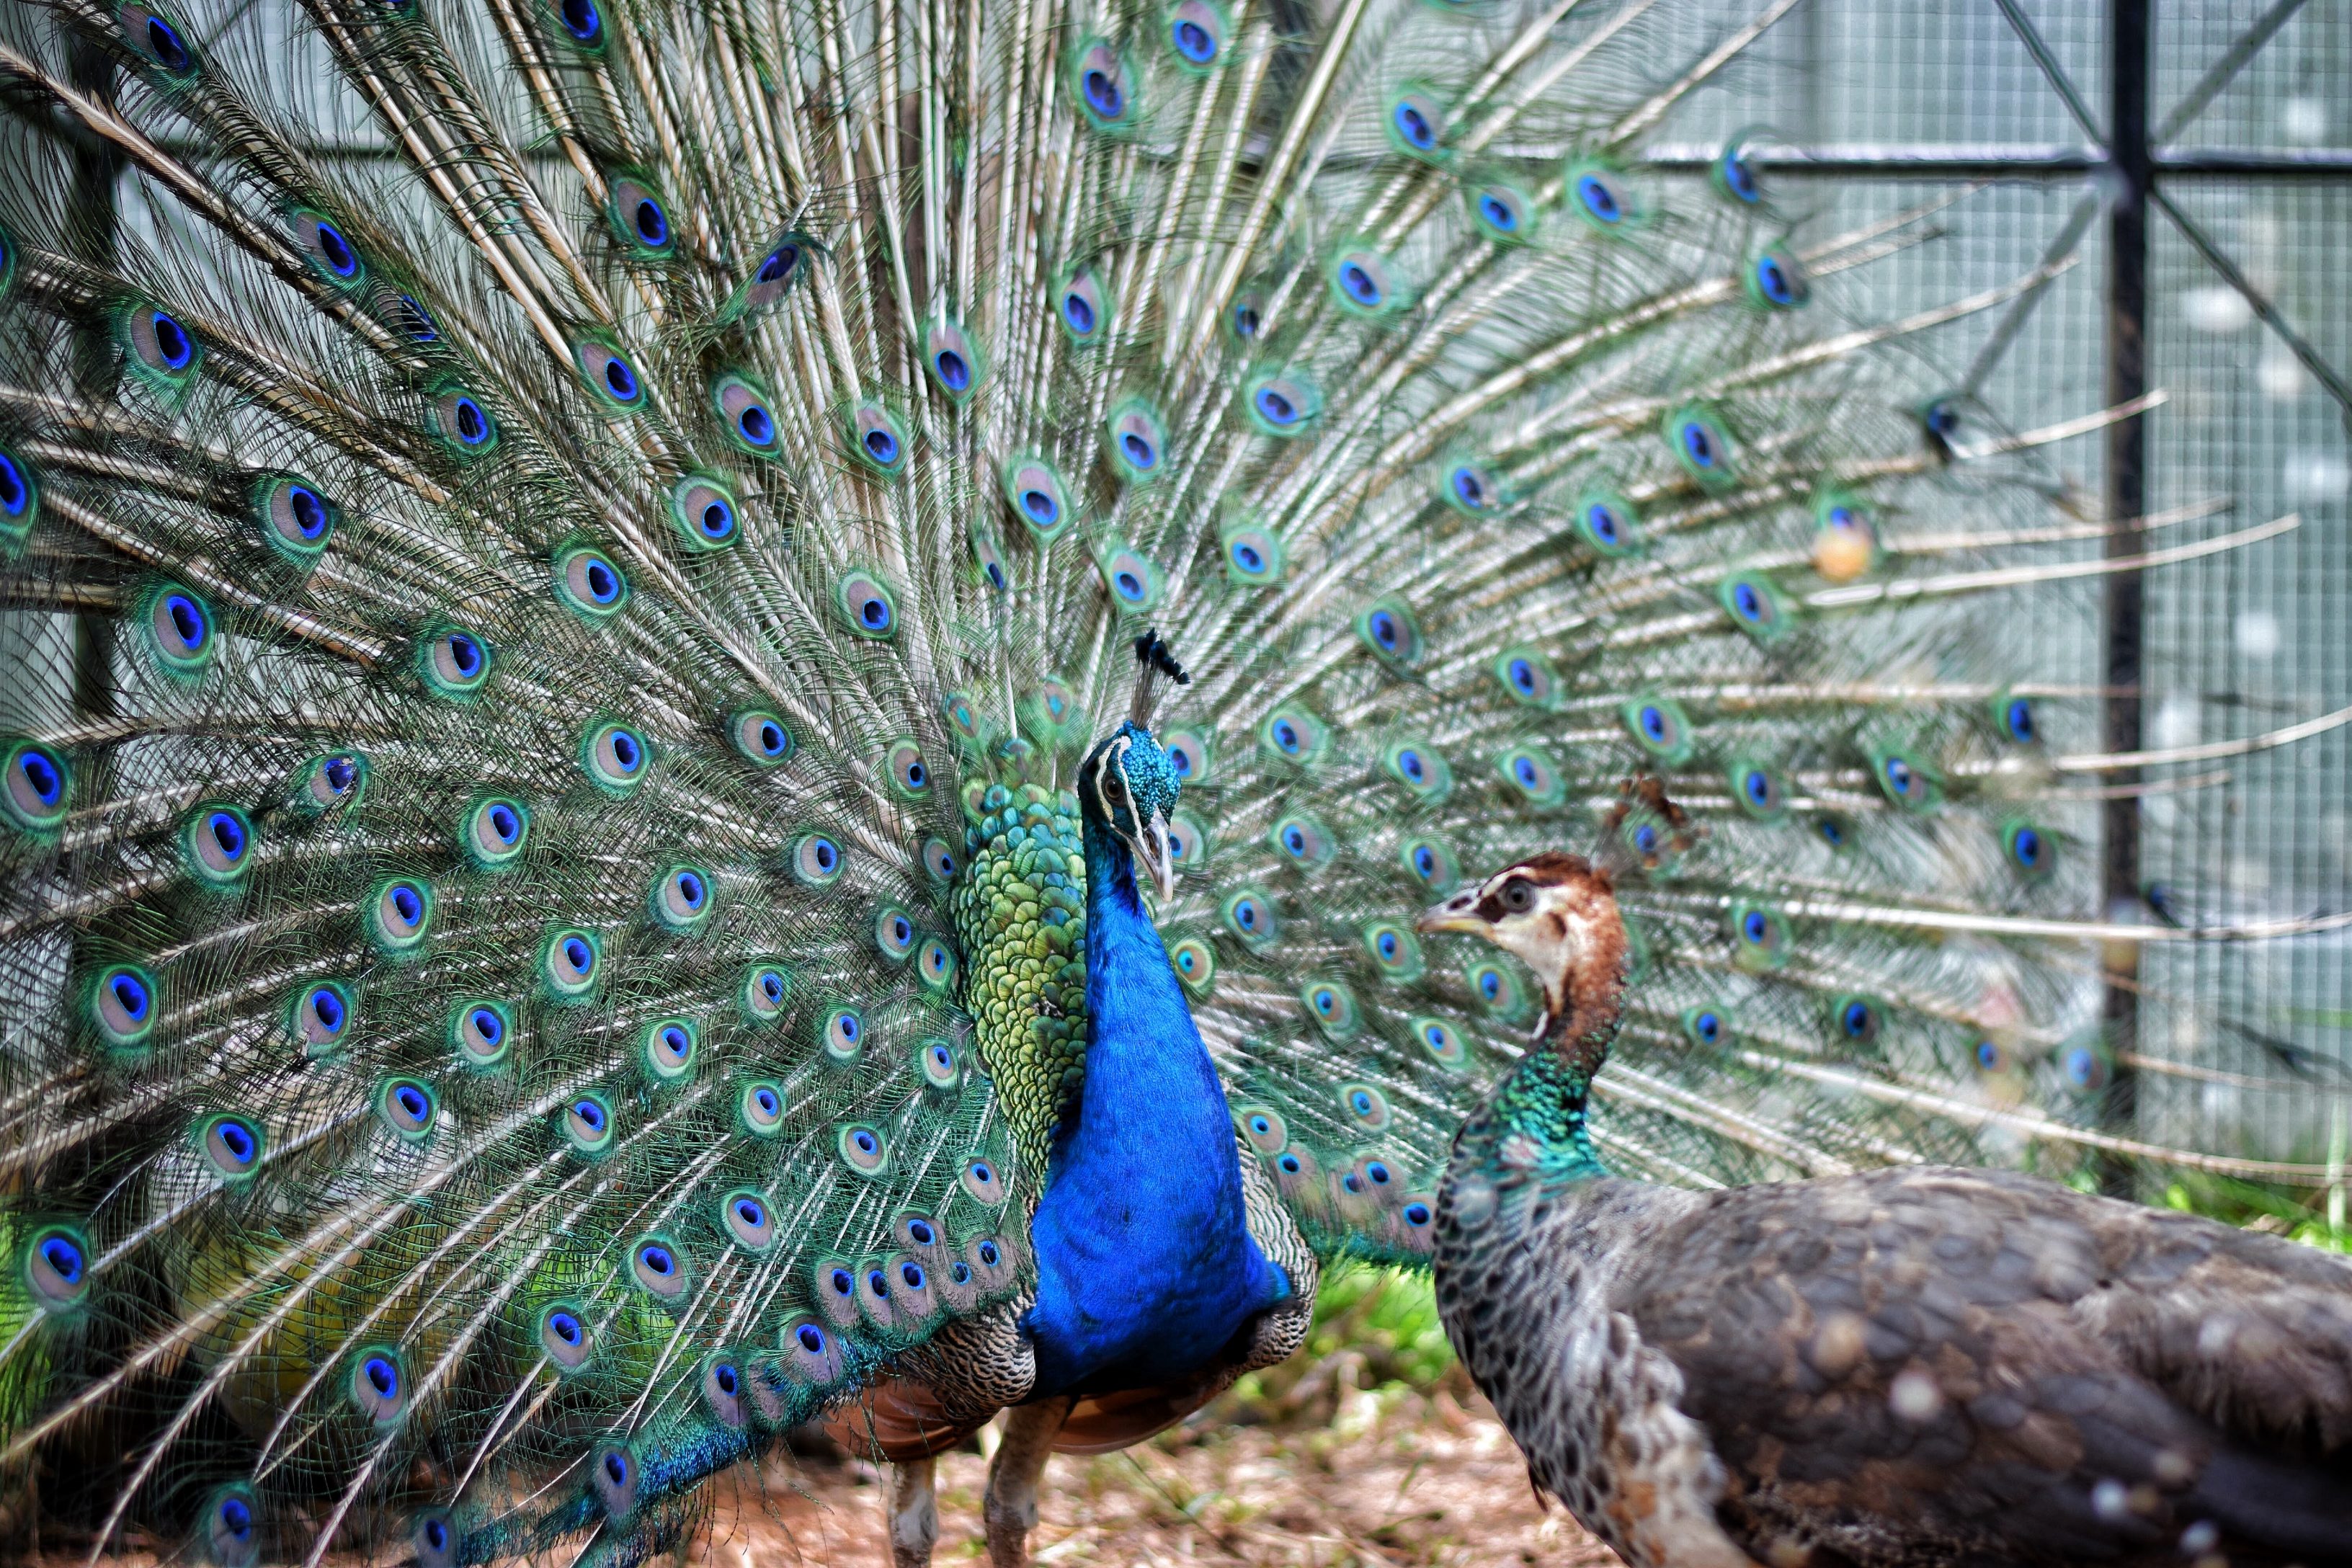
1023 827 1290 1396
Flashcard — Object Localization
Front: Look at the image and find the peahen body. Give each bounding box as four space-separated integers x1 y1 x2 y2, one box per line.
1420 846 2352 1568
0 0 2335 1562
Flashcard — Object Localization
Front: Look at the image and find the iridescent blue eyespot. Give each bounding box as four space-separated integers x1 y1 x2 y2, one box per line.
1719 148 1760 203
133 9 195 74
1391 97 1438 151
1751 251 1805 308
1576 174 1624 224
558 0 602 43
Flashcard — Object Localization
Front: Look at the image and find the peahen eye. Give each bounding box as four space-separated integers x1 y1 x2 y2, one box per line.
1500 878 1534 912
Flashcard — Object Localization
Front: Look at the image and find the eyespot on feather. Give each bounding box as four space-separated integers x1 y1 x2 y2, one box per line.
1356 597 1423 667
1399 836 1460 895
846 402 910 476
1566 162 1640 231
648 863 715 933
1362 921 1425 983
1220 519 1285 586
1621 693 1696 766
581 720 651 794
450 998 513 1068
1069 40 1137 131
643 1016 698 1082
1167 0 1228 68
540 927 601 1001
669 475 740 549
1056 266 1112 342
427 380 498 455
1092 539 1164 612
741 964 790 1025
290 979 355 1054
1242 369 1322 437
836 569 900 638
606 173 675 256
1663 404 1738 489
1730 901 1791 971
1002 455 1074 540
1386 86 1448 161
460 796 530 869
366 878 435 956
180 803 254 888
1169 935 1216 994
924 316 988 399
731 709 793 767
712 371 781 456
539 1302 594 1370
376 1077 436 1140
1812 491 1880 582
1328 247 1406 318
203 1485 259 1568
118 300 202 395
0 443 43 552
1220 887 1280 953
1105 398 1168 484
553 544 630 618
120 3 200 76
1468 179 1537 243
737 1079 785 1137
252 472 339 561
561 1092 615 1154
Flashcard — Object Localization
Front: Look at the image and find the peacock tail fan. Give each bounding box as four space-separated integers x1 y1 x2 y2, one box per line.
0 0 2328 1559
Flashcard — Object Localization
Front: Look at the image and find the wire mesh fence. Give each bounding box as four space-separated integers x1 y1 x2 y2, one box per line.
1625 0 2352 1192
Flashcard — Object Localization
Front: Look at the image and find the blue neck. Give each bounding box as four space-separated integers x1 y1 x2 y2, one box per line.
1020 815 1288 1396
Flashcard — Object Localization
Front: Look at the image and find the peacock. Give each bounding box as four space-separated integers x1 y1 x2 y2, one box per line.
0 0 2335 1562
1420 824 2352 1568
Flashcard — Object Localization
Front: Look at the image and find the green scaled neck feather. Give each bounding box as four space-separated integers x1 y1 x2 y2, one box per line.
1460 956 1624 1188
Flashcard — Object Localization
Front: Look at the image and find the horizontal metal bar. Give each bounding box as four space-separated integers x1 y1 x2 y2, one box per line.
133 128 2352 185
2155 147 2352 177
1633 142 2352 181
1621 141 2098 177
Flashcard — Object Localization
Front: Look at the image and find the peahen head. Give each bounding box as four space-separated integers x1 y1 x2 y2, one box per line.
1417 852 1627 1046
1077 721 1181 904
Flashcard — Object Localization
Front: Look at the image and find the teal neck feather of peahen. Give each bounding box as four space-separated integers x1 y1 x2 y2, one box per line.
1461 963 1623 1188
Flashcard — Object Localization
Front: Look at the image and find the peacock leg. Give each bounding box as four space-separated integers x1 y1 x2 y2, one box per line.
981 1396 1073 1568
883 1458 939 1568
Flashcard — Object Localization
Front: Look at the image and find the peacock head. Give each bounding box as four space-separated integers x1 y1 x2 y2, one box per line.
1078 721 1181 904
1417 852 1626 1041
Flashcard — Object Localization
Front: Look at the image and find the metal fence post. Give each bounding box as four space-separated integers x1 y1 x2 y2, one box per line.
2102 0 2152 1196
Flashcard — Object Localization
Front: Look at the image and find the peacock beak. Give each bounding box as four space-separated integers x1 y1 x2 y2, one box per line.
1417 891 1486 937
1129 808 1178 906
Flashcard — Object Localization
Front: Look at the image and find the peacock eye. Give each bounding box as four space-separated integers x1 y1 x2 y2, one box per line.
1501 878 1534 913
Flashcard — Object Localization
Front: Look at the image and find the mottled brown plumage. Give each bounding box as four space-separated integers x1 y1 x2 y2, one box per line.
1424 854 2352 1568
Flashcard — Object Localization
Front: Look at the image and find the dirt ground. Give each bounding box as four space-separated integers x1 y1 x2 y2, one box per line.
691 1386 1617 1568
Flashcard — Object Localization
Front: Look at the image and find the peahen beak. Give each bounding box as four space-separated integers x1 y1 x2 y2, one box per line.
1128 808 1178 906
1417 890 1486 937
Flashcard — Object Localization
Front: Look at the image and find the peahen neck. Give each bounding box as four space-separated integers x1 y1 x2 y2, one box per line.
1456 932 1627 1185
1020 813 1286 1397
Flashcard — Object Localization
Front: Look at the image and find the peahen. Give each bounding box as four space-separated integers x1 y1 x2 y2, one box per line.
1419 826 2352 1568
0 0 2333 1561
